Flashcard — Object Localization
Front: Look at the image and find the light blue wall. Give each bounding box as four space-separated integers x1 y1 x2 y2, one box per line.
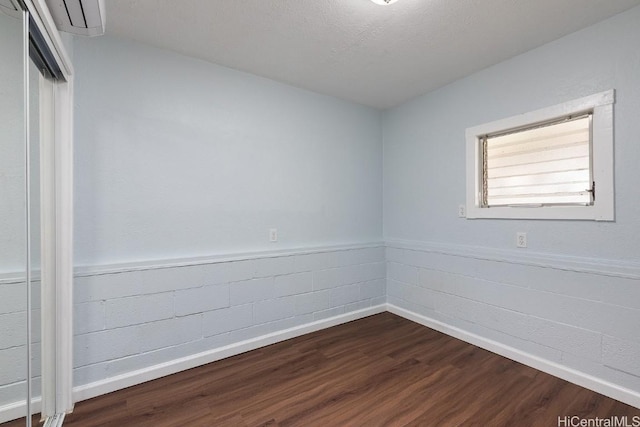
383 5 640 261
65 5 640 409
383 5 640 399
67 35 386 406
73 36 383 267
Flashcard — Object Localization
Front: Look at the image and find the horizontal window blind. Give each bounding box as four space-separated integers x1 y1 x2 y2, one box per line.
483 114 593 207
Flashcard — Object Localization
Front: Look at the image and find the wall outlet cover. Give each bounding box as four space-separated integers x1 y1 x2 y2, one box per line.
516 232 527 248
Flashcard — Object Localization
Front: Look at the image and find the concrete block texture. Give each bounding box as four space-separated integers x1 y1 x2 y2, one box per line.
71 245 386 390
387 245 640 397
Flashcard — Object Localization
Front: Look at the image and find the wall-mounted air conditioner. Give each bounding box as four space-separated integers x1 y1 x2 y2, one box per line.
46 0 105 36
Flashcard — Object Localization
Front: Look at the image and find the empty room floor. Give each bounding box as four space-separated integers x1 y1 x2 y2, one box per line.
4 313 639 426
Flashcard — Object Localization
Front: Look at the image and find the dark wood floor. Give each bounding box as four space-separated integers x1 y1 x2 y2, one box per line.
4 312 639 426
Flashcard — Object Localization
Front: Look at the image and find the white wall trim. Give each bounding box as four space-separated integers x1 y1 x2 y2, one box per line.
0 396 41 425
73 241 386 277
53 76 74 416
387 304 640 409
71 304 385 404
0 273 33 285
39 75 57 418
386 239 640 280
465 89 615 221
0 241 385 284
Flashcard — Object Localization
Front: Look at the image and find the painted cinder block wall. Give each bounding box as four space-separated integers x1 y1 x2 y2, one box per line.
5 4 632 416
383 5 640 402
72 246 386 399
68 35 386 403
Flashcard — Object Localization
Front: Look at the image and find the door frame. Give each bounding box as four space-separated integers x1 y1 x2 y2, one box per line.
25 0 74 422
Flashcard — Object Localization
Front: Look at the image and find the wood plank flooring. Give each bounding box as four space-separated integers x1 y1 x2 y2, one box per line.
4 312 639 426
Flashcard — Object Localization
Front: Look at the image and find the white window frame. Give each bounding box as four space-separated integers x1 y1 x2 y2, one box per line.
465 90 614 221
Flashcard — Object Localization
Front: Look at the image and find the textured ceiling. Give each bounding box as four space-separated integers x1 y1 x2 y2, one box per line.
105 0 640 109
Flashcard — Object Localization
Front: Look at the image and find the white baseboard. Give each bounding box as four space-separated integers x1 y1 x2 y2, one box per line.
0 399 65 426
4 302 636 425
72 304 386 404
387 303 640 409
0 396 41 425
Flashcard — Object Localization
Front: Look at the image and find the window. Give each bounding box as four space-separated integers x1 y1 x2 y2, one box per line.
483 114 593 207
465 90 614 220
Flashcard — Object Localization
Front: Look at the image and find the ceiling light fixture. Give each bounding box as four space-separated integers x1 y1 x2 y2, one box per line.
370 0 399 5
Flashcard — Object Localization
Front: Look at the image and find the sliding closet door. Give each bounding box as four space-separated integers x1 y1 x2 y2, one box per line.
28 48 45 427
0 4 29 422
1 2 74 424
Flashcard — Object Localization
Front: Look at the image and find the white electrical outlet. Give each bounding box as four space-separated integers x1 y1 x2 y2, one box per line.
458 204 466 218
516 232 527 248
269 228 278 242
